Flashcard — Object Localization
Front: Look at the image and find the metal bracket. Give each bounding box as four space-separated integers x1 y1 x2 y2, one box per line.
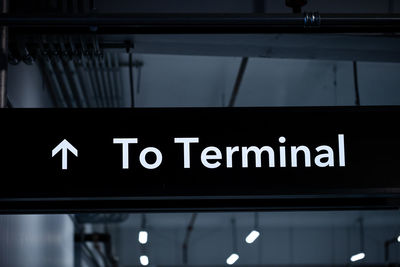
304 12 321 28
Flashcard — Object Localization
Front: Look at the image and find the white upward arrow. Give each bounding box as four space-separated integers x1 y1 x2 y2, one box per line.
52 139 78 170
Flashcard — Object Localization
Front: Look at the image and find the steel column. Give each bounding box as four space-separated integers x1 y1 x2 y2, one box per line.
0 0 8 108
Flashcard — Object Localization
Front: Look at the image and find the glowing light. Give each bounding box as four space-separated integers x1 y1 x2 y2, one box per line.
245 230 260 244
138 231 148 244
350 252 365 262
226 253 239 265
140 255 149 266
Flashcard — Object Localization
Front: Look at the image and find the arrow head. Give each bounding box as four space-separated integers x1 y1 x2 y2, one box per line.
52 139 78 157
52 139 78 170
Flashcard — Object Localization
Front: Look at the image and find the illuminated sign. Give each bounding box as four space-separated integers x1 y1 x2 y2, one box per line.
0 107 399 212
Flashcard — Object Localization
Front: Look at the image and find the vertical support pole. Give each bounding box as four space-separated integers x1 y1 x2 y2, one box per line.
129 53 135 108
254 212 259 230
231 217 237 253
385 240 390 263
358 217 364 252
353 61 361 106
0 0 8 108
384 237 397 264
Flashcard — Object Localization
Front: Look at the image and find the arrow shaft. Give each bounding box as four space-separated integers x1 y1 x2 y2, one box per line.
62 149 68 170
52 139 77 170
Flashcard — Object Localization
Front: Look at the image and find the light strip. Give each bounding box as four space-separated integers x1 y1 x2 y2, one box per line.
140 255 149 266
245 230 260 244
226 253 239 265
138 231 148 244
350 252 365 262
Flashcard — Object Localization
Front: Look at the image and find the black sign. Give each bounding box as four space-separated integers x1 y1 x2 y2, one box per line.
1 107 400 212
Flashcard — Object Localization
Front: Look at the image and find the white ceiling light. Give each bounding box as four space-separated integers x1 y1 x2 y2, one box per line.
245 230 260 244
226 253 239 265
138 230 148 244
140 255 149 266
350 252 365 262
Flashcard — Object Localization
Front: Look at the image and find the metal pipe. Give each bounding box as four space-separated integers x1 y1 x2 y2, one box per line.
81 242 102 267
113 53 122 107
76 233 119 267
0 13 400 33
129 53 135 108
1 13 400 33
228 57 248 107
67 59 88 108
78 57 97 107
39 53 68 108
13 42 134 56
36 41 67 108
106 53 117 107
92 56 108 107
94 243 112 267
81 37 103 107
0 0 8 108
86 57 103 107
100 56 113 107
93 37 112 107
40 60 64 107
69 37 96 107
99 57 112 107
0 13 399 26
53 59 78 108
59 37 88 108
49 41 78 108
